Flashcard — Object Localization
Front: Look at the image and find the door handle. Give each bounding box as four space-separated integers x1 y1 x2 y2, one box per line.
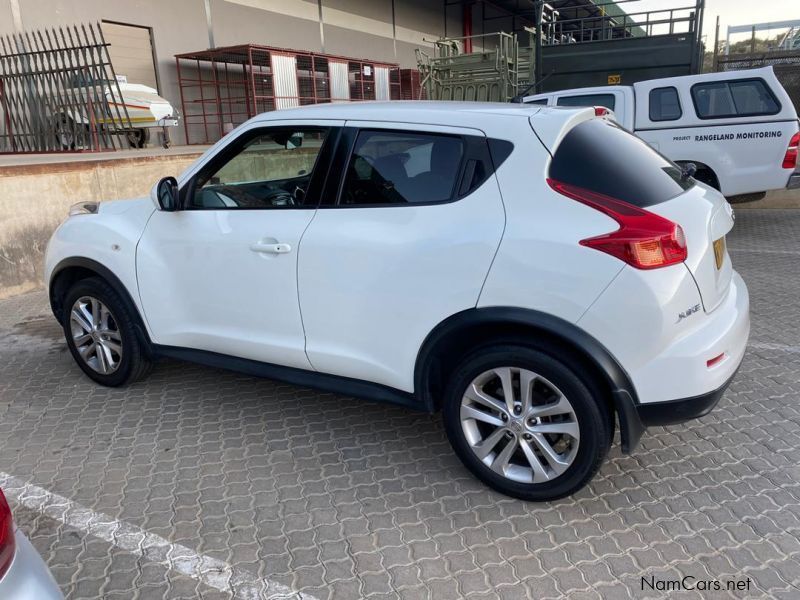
250 242 292 254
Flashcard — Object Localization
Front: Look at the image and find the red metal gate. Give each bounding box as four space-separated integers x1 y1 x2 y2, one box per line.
176 44 408 145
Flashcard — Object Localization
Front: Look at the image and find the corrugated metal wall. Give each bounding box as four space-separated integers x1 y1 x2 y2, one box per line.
329 60 350 101
375 66 390 100
272 53 300 109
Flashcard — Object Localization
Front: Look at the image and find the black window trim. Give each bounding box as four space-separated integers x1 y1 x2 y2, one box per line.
648 86 682 122
324 126 487 209
179 125 340 211
690 77 782 121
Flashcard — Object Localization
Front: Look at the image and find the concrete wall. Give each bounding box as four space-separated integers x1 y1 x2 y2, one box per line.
0 0 459 144
0 152 202 297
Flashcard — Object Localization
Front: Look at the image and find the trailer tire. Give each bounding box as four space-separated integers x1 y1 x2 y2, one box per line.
126 128 150 149
53 114 80 150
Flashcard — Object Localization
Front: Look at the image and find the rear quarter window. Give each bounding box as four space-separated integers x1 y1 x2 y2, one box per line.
549 119 693 208
691 78 780 119
649 87 682 122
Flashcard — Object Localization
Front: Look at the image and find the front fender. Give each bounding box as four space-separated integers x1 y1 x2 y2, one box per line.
44 197 155 330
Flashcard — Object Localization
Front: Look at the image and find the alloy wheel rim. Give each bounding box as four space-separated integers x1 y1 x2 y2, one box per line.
460 367 580 484
69 296 123 375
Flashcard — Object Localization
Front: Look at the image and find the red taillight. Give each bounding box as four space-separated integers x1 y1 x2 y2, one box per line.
0 489 15 579
594 106 610 117
706 353 726 368
547 179 688 269
783 132 800 170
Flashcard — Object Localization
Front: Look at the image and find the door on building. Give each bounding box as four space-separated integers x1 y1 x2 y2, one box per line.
100 21 158 90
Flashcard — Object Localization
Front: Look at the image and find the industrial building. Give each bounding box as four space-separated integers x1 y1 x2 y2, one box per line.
1 0 696 146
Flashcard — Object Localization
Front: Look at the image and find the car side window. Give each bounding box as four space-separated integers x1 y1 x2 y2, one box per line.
339 130 464 206
557 94 616 111
189 128 330 209
649 87 682 122
691 79 780 119
526 98 549 105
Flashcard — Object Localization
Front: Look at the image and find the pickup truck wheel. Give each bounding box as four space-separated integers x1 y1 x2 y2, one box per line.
442 345 611 501
62 277 153 386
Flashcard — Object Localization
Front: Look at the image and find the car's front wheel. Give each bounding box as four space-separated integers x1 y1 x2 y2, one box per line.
443 345 612 501
62 277 153 386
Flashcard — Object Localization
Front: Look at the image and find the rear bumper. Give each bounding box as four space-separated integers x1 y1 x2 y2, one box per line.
636 368 737 426
0 531 63 599
602 270 749 452
787 173 800 190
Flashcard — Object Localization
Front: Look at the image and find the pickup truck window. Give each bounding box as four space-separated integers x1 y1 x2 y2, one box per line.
549 119 693 208
691 78 780 119
649 87 682 122
557 94 616 111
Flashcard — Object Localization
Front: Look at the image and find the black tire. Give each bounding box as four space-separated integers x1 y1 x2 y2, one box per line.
442 345 612 501
54 114 77 150
692 167 720 191
727 192 766 204
61 277 153 387
126 128 150 149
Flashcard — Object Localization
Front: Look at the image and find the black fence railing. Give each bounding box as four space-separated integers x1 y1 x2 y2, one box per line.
0 22 131 153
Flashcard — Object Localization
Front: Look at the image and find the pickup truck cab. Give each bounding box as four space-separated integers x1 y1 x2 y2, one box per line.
524 67 800 200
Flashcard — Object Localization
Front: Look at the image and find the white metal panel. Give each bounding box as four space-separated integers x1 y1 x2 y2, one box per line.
271 54 299 110
329 61 350 102
375 66 390 101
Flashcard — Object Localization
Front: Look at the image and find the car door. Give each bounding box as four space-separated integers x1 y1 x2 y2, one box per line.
137 120 342 369
297 123 506 392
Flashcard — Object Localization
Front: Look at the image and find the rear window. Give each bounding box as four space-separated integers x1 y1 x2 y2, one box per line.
549 119 693 208
691 78 780 119
557 94 616 111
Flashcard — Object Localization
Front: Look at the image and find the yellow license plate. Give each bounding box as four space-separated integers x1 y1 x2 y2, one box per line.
713 237 726 270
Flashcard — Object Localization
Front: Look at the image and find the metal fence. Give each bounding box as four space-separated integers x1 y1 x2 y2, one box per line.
0 23 131 153
416 32 521 103
176 45 406 145
715 49 800 112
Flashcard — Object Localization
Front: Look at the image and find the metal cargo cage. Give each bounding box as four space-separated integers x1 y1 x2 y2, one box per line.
176 44 405 145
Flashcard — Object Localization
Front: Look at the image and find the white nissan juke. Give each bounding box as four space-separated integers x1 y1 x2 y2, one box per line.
44 102 750 500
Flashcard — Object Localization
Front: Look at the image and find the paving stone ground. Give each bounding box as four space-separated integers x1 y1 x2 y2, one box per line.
1 209 799 599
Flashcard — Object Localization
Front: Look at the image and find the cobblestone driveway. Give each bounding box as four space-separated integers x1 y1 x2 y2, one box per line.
1 209 799 599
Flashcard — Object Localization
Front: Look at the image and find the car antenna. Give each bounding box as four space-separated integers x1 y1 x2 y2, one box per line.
510 72 554 104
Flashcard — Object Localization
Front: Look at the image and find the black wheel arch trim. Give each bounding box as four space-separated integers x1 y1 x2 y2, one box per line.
49 256 154 354
414 307 646 453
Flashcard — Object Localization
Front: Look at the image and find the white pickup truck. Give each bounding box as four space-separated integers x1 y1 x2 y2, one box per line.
524 67 800 200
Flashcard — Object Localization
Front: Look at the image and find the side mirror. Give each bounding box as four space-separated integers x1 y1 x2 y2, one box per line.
154 176 179 211
286 133 303 149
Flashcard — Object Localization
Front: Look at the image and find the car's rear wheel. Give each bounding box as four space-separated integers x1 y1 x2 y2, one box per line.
62 277 152 386
442 345 611 501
